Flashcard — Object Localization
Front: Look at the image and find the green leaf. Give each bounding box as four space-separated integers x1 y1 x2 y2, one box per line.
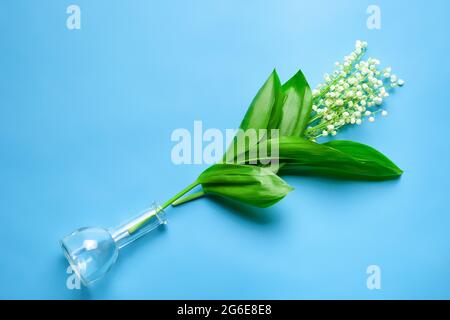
278 70 313 137
223 69 313 164
245 137 403 180
318 140 404 179
197 164 294 208
238 70 283 131
224 70 283 163
323 140 399 166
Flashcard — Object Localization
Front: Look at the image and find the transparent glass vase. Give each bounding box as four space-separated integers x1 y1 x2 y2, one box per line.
60 204 167 285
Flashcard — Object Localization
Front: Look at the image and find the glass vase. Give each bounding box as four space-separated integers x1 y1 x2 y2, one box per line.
60 204 167 285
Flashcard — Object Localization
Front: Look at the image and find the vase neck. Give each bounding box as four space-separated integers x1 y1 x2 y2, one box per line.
109 204 167 249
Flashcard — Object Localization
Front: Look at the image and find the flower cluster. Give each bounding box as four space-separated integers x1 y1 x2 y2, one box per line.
304 40 404 140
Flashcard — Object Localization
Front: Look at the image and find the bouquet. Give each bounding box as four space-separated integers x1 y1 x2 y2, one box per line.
61 40 404 285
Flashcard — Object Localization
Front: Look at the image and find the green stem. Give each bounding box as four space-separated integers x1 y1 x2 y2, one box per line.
127 181 199 234
172 190 206 206
160 181 200 210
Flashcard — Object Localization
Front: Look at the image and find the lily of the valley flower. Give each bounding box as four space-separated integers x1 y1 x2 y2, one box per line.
305 40 404 140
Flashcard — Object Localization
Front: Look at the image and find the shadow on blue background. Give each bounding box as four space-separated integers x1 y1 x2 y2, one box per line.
0 0 449 299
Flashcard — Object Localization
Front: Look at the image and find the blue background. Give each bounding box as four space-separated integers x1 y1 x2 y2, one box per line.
1 0 449 299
